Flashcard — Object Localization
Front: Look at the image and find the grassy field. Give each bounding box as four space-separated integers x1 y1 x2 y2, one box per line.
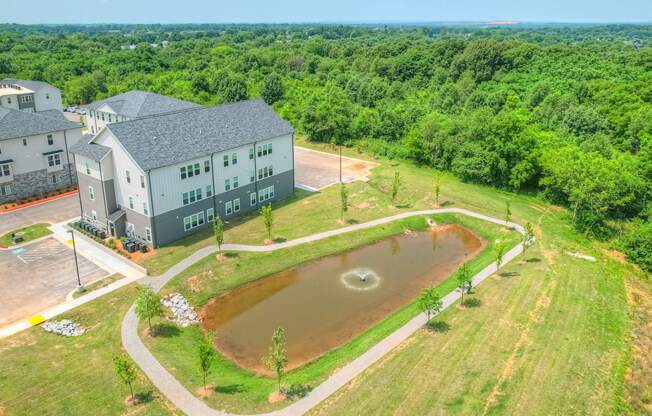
143 214 517 413
72 273 124 299
0 223 51 246
0 285 178 416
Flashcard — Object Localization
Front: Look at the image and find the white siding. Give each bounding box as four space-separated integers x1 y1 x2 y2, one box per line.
0 94 19 110
34 86 62 112
74 154 102 180
0 128 82 175
149 155 213 215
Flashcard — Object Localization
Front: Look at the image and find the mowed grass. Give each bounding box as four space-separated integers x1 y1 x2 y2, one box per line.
0 223 51 246
0 285 178 416
143 214 518 414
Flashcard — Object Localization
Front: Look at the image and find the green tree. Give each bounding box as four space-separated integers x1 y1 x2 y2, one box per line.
197 331 217 391
113 355 137 401
456 263 473 305
434 175 441 206
523 222 535 250
417 286 443 321
391 171 401 203
340 183 349 220
213 215 224 252
495 241 506 270
263 327 288 392
135 285 163 333
261 72 284 104
260 204 273 240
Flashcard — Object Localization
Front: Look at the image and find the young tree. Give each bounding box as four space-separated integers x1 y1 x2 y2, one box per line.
434 175 441 206
504 201 512 226
417 286 443 321
260 204 273 241
135 285 163 333
523 222 535 250
340 183 349 220
197 331 217 392
391 171 401 203
213 215 224 252
113 355 137 401
495 241 506 270
261 72 285 104
263 327 288 392
456 263 473 305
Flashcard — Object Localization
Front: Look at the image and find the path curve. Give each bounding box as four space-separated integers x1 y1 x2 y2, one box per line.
122 208 526 416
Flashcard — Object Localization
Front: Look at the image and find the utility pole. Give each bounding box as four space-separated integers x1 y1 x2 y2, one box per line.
68 229 85 293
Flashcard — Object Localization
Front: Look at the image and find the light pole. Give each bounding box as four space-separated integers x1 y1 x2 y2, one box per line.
68 229 85 293
339 144 342 183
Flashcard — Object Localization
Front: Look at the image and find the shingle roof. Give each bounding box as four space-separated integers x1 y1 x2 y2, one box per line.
104 99 294 171
70 134 111 162
0 78 57 92
0 107 80 141
85 90 201 119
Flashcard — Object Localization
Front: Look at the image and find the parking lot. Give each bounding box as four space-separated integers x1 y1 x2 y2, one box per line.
0 237 108 327
294 146 378 190
0 193 80 235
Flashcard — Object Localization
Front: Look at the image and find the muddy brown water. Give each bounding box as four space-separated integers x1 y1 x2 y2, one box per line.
201 224 484 373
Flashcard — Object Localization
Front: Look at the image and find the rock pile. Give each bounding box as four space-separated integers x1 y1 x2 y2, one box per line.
161 293 199 327
42 319 85 337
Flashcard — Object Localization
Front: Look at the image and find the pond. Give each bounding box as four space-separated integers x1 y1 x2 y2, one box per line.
200 224 484 373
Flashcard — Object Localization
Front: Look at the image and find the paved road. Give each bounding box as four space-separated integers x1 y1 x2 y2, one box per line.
123 208 526 416
0 194 80 235
294 146 377 191
0 237 107 327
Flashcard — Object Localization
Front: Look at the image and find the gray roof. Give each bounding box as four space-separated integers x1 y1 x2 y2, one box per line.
104 99 294 171
37 109 70 122
70 135 111 162
85 90 201 119
1 78 57 92
0 107 80 141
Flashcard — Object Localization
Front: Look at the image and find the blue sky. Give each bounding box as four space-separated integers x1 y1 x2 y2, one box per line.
2 0 651 24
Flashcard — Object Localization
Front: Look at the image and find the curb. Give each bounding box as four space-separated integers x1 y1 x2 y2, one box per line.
0 190 78 214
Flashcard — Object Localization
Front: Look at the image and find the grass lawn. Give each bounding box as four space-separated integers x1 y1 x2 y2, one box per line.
72 273 124 299
142 214 519 414
0 223 51 246
0 284 178 416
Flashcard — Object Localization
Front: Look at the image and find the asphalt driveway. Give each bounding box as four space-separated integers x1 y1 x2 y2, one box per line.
0 237 107 327
0 193 80 235
294 146 378 191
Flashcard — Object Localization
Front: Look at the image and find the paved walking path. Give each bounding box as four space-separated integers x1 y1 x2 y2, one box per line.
122 208 526 416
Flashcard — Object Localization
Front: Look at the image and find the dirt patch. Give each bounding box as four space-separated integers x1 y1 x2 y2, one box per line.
624 276 652 414
264 239 273 245
196 386 214 399
356 202 370 209
123 395 139 406
215 253 228 262
268 391 286 403
601 249 628 265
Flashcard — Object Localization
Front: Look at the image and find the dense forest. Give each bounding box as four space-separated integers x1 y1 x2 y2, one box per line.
1 23 650 270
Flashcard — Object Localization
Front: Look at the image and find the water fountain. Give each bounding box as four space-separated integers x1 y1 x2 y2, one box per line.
340 267 382 291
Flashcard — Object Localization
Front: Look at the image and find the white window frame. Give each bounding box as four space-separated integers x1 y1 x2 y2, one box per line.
231 152 238 165
250 192 257 206
206 185 213 197
51 175 58 184
125 170 131 183
143 202 149 216
225 201 233 215
0 163 11 177
140 175 145 189
207 208 214 222
47 134 53 145
233 198 240 212
0 184 12 196
91 210 97 221
47 153 61 167
88 186 95 200
225 178 230 191
233 176 239 189
128 196 134 210
145 227 152 242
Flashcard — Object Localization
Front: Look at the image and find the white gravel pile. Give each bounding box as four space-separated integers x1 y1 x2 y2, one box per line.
42 319 85 337
161 292 199 327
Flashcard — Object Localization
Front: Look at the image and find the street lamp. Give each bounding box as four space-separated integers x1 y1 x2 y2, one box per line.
339 144 342 183
67 229 85 293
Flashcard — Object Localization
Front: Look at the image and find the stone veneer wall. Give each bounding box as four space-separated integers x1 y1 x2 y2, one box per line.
0 163 77 204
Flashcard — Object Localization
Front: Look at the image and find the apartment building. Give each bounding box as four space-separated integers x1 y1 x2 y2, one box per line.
0 108 82 202
0 78 63 113
83 90 201 134
71 99 294 247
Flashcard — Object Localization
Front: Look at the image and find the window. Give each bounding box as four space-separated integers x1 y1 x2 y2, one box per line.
0 163 11 177
85 163 90 175
128 196 134 210
231 153 238 165
19 95 32 103
204 160 210 173
225 201 233 215
91 210 97 221
51 175 58 184
206 185 213 197
6 97 11 104
182 188 203 206
108 114 112 123
182 192 189 205
45 93 50 100
257 145 262 157
189 189 196 203
183 211 205 231
233 198 240 212
140 175 145 189
47 134 53 145
250 192 257 206
257 143 272 157
145 227 152 242
180 166 187 179
194 163 200 176
233 176 239 189
22 138 27 146
268 143 272 154
258 165 274 180
125 170 131 183
249 147 254 160
47 153 61 167
258 185 275 203
101 113 105 121
225 179 231 191
207 208 214 222
0 184 12 196
223 154 229 167
89 186 95 200
197 188 202 200
250 170 255 183
143 202 149 216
